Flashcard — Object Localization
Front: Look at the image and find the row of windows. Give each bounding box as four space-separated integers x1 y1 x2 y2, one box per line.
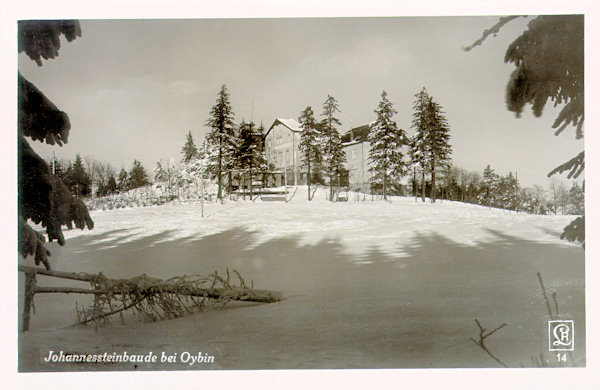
265 129 294 148
269 149 292 166
266 146 363 164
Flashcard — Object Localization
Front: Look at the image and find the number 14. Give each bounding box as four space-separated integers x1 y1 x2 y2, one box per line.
556 353 567 362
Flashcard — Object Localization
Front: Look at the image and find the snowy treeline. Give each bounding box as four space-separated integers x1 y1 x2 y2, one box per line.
422 164 584 215
86 157 218 211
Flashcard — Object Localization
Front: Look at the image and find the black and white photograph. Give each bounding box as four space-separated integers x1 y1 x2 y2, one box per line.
4 0 600 388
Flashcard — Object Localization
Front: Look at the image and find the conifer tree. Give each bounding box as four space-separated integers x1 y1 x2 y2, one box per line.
105 174 117 195
320 95 346 201
410 88 432 202
18 20 93 270
410 88 452 203
117 168 129 192
567 182 584 215
64 153 91 197
298 106 321 200
128 160 149 189
465 15 584 244
236 120 266 198
205 85 236 199
181 131 198 164
425 97 452 203
481 165 498 208
368 91 408 200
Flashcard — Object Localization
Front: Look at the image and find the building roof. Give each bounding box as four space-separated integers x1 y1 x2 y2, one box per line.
265 118 302 138
341 124 371 144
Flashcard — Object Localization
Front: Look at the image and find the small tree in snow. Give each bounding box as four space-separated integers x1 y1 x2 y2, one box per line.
154 158 179 199
117 168 129 193
181 131 199 164
480 165 498 208
128 160 149 189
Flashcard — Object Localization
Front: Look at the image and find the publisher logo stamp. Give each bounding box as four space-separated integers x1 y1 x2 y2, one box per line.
548 320 574 351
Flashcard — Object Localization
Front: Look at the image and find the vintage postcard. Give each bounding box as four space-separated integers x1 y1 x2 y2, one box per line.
7 0 599 388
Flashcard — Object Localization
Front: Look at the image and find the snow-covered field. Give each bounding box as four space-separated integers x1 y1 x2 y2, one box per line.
19 187 585 370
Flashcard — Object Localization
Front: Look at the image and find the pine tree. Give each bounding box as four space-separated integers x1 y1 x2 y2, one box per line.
181 131 198 164
410 88 452 203
205 85 236 199
425 97 452 203
481 165 498 208
106 174 117 195
368 91 408 200
465 15 584 243
128 160 149 189
236 120 267 198
117 168 129 192
320 95 346 201
410 88 432 202
63 154 91 197
567 182 584 215
298 106 322 200
18 20 93 270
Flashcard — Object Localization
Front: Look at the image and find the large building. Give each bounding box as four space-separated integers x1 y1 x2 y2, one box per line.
264 119 382 191
341 124 372 192
264 118 303 185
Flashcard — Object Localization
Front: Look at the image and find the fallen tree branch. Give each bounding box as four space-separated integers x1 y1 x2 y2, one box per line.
19 265 283 330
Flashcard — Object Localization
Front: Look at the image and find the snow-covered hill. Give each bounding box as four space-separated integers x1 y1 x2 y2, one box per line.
67 185 578 261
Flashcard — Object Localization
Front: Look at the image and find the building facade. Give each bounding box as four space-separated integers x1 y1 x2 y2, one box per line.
264 119 375 189
264 118 303 185
341 125 372 192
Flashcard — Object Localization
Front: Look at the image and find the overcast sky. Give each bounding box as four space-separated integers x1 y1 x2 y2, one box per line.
19 16 583 187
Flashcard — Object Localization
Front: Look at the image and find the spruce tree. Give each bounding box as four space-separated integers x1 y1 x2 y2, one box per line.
368 91 408 200
298 106 321 200
465 15 584 243
64 154 91 197
410 88 432 202
567 182 584 215
410 88 452 203
481 165 498 208
236 120 266 198
105 174 117 195
320 95 346 201
425 97 452 203
128 160 149 189
181 131 198 164
18 20 93 270
205 85 236 199
117 168 129 192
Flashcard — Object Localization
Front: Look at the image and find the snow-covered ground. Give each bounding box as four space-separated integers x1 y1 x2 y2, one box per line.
68 186 578 260
19 187 585 370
